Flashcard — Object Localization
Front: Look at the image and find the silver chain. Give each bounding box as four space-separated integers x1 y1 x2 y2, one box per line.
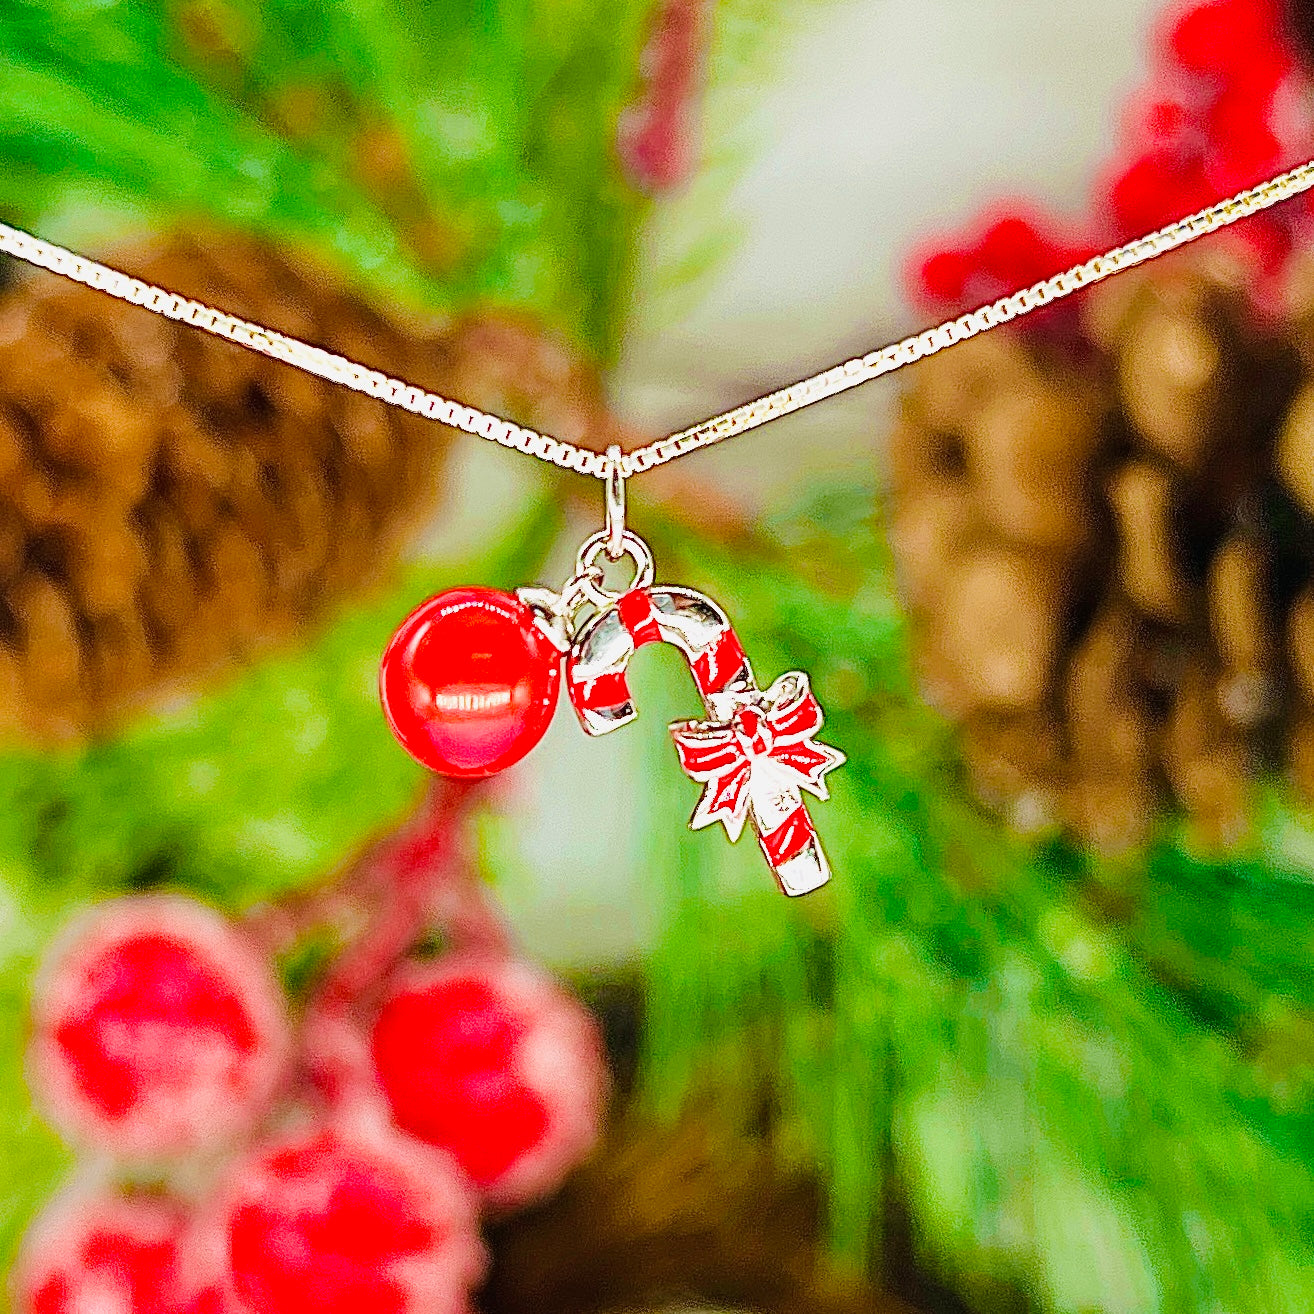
0 219 610 478
3 155 1314 482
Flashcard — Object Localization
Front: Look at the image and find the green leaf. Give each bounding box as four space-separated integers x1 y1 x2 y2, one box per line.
0 0 655 350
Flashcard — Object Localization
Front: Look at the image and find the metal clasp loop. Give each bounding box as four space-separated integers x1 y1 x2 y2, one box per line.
574 529 654 609
604 444 626 561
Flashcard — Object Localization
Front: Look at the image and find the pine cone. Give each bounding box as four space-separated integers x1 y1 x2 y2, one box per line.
0 233 613 742
483 1113 913 1314
890 258 1312 850
1285 0 1314 68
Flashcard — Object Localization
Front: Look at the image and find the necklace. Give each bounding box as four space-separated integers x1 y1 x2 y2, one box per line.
3 157 1313 895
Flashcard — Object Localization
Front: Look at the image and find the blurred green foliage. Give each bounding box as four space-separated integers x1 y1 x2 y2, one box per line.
638 488 1314 1313
0 0 654 355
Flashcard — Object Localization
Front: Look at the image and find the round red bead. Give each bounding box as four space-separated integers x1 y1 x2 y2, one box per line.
379 587 561 777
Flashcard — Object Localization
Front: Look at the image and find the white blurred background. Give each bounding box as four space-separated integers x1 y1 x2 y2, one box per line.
616 0 1162 501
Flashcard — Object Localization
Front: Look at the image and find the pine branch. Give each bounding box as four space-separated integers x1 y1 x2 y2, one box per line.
640 490 1314 1312
0 0 655 351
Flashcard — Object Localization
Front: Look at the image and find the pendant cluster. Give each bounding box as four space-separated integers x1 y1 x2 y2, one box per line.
379 530 844 896
380 587 561 779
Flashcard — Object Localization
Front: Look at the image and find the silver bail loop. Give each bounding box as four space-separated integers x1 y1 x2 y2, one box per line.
604 444 626 561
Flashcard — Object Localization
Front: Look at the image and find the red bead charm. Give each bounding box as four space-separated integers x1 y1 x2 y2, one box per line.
380 587 561 778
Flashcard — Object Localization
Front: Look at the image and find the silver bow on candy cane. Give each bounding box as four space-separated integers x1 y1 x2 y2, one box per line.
669 672 845 885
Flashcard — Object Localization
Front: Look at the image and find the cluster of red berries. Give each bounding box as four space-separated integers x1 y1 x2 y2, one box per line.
14 787 608 1314
910 0 1314 321
1107 0 1309 263
914 210 1098 335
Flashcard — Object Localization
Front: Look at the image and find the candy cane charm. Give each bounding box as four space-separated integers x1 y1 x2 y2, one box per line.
562 533 844 897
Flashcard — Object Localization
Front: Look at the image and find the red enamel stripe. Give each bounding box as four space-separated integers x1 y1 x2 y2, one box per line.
570 667 631 714
692 629 748 696
617 588 663 646
761 804 814 867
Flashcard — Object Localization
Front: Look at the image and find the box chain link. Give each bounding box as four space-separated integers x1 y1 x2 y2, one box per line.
2 159 1314 483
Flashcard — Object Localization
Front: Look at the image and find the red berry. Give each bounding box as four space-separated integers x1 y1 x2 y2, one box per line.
1105 147 1217 237
380 588 561 779
1225 214 1294 277
1216 43 1294 108
1207 124 1284 192
617 0 708 192
1204 81 1288 189
213 1120 484 1314
912 246 975 306
29 897 290 1159
617 105 694 194
13 1182 224 1314
1121 90 1205 152
1161 0 1278 80
370 955 607 1208
907 209 1095 349
975 211 1077 287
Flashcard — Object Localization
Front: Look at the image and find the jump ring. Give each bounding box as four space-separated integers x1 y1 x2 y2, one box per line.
560 562 604 613
574 529 654 608
604 444 626 560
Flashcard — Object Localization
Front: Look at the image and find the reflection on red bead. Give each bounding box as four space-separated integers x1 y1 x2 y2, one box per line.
380 587 561 778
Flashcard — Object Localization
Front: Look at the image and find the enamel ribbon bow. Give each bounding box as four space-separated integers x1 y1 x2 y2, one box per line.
670 671 845 870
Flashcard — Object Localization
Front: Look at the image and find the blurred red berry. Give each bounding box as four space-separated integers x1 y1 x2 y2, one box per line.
1221 42 1296 105
1127 92 1204 151
213 1120 484 1314
1205 119 1285 191
1226 212 1296 275
1105 146 1218 236
13 1183 224 1314
618 104 694 193
29 896 290 1159
370 955 607 1208
1103 0 1312 241
907 208 1095 349
1161 0 1281 80
975 212 1079 286
914 246 976 304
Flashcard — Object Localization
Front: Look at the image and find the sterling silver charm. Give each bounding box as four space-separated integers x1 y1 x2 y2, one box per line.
518 452 844 896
